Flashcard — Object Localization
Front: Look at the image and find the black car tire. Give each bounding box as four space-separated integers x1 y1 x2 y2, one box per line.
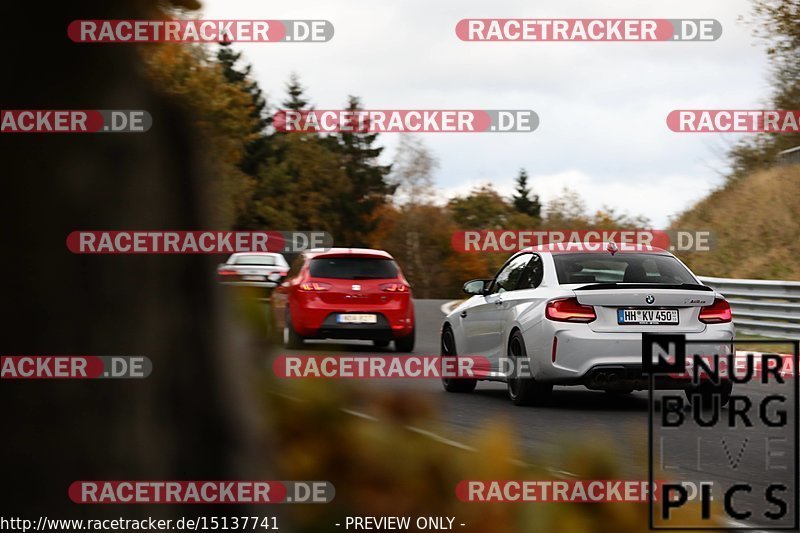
284 311 304 349
441 326 477 393
394 327 415 353
507 330 552 406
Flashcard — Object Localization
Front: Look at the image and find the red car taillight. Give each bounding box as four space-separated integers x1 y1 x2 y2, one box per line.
380 283 408 292
699 298 732 323
545 297 596 323
299 281 332 291
218 269 238 276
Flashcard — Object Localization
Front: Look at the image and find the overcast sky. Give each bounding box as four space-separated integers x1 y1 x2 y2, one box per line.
201 0 771 227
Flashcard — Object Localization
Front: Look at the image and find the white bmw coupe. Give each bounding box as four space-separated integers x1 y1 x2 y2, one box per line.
441 242 735 406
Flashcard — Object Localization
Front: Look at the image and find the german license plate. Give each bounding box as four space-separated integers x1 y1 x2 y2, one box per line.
617 308 679 325
242 275 266 281
337 314 377 324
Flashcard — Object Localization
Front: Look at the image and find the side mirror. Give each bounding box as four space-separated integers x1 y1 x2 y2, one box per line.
463 279 489 295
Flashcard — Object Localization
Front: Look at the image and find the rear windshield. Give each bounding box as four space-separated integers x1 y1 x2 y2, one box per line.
309 257 398 279
234 254 278 266
552 253 697 285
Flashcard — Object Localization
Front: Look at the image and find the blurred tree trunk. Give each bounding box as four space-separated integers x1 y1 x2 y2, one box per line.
0 0 265 519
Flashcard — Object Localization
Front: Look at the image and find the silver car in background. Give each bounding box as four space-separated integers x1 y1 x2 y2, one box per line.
217 252 290 290
441 242 735 406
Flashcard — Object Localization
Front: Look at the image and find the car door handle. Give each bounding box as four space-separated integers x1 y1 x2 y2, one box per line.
494 299 504 306
460 310 468 318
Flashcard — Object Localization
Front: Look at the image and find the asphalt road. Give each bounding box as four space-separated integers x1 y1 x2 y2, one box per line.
277 299 799 529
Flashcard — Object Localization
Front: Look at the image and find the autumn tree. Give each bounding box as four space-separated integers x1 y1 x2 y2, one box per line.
261 133 353 235
143 41 258 226
448 184 513 229
542 187 591 228
369 136 464 296
390 135 438 205
729 0 800 177
217 42 271 178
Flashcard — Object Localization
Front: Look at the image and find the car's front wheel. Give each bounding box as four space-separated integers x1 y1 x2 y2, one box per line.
441 326 476 393
507 330 551 406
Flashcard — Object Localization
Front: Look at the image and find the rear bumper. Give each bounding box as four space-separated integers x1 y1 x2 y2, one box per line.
314 320 396 342
290 298 414 340
220 281 278 288
533 321 735 383
578 364 725 391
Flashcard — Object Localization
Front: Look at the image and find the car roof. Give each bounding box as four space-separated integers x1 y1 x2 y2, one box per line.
229 252 282 257
228 252 283 259
520 241 671 255
305 247 394 259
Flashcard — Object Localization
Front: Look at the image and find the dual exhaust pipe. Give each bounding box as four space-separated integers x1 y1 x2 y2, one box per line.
593 371 621 386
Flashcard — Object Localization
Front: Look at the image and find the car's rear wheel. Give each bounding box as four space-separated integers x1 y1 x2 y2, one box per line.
685 381 732 408
373 339 390 348
283 311 304 349
441 326 476 393
394 327 415 353
507 330 551 406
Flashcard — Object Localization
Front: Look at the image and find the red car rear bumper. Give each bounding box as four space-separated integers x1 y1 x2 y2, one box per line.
289 293 414 340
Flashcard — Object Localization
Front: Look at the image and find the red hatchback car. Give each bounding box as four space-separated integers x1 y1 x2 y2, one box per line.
271 248 415 351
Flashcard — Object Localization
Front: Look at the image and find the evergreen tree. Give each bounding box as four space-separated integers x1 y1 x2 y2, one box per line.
283 72 310 112
217 42 270 177
325 96 395 245
511 168 541 218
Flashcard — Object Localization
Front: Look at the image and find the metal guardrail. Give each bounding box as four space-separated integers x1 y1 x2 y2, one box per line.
777 145 800 165
698 276 800 339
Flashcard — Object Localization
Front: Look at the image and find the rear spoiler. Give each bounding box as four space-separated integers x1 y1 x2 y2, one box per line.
574 283 713 292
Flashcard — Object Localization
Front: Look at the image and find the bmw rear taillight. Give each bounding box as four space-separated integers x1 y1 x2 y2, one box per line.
545 298 596 323
380 283 409 292
699 298 732 324
299 281 332 291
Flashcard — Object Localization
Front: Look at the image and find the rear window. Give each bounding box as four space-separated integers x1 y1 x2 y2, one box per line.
552 253 696 285
234 254 277 266
309 257 399 280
